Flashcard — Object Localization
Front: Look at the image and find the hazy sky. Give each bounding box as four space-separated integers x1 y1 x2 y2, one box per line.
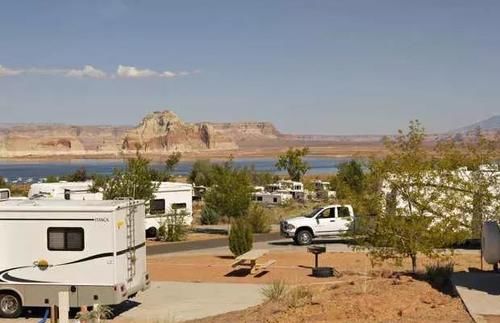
0 0 499 134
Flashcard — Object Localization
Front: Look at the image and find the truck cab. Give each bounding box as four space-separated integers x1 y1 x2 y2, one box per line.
280 205 354 245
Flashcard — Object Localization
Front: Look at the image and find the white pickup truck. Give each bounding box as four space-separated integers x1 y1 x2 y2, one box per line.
280 205 355 245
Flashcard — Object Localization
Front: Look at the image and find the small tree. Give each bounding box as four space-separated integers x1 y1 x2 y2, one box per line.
151 152 182 182
64 167 88 182
96 153 159 201
247 204 271 233
229 217 253 257
275 147 310 181
0 177 6 188
188 159 215 187
335 160 365 199
360 121 469 272
200 207 220 225
204 161 252 218
157 211 188 242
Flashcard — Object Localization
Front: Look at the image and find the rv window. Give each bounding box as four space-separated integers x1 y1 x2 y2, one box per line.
257 196 263 201
0 190 9 200
48 228 84 251
172 203 187 210
150 199 166 215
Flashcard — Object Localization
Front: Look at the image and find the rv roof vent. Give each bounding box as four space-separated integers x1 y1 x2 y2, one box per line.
0 189 10 201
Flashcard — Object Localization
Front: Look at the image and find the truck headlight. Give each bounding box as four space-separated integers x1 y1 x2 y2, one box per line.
286 223 295 231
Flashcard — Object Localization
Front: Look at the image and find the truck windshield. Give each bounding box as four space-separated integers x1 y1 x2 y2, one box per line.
305 208 322 218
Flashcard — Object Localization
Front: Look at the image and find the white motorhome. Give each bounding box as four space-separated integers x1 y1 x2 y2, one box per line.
252 191 292 205
0 199 149 318
145 182 193 237
28 181 103 201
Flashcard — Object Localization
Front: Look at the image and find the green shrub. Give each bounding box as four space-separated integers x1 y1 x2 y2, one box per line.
425 261 454 287
200 207 220 225
261 280 288 302
229 217 253 257
158 212 188 242
247 204 271 233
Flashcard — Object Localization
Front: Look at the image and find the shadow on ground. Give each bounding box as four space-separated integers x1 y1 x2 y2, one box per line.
269 238 356 246
452 271 500 296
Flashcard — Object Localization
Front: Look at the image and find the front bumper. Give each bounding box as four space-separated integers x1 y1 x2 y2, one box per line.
280 222 296 238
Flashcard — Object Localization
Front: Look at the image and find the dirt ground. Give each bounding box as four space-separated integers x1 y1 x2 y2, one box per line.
148 250 481 284
149 251 479 322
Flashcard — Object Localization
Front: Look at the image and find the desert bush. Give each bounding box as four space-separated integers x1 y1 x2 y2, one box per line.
76 304 113 322
286 285 313 308
425 261 454 287
261 280 288 302
200 207 220 225
158 212 188 242
229 217 253 257
247 204 271 233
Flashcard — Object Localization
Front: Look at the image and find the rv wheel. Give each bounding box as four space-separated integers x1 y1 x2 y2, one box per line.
0 293 22 318
146 227 158 238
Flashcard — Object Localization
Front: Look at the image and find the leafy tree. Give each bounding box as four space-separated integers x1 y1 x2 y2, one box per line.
95 153 159 201
335 160 365 199
204 160 252 218
275 147 310 181
200 207 220 225
188 159 215 187
360 121 470 272
151 152 182 181
45 175 59 183
0 177 6 188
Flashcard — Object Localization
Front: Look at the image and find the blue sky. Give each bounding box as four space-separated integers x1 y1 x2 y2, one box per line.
0 0 499 134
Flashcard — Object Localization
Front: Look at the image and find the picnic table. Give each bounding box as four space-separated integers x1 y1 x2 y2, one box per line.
231 249 276 275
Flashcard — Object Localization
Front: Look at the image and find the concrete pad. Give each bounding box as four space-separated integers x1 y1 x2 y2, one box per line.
452 272 500 322
113 281 266 322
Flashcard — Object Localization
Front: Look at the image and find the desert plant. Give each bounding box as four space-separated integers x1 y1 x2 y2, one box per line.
158 212 188 242
247 204 271 233
286 285 313 308
261 280 288 302
76 304 113 322
228 217 253 257
425 261 454 287
200 207 220 225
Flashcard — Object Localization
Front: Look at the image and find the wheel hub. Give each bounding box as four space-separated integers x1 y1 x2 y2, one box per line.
1 295 19 315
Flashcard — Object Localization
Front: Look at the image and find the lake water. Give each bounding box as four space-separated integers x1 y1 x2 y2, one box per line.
0 157 354 183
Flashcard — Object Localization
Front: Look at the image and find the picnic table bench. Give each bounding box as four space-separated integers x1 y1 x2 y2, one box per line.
231 249 276 274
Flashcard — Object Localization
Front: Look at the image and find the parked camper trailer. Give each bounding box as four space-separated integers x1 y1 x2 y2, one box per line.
313 180 336 199
145 182 193 237
0 199 149 318
252 191 292 205
28 181 103 201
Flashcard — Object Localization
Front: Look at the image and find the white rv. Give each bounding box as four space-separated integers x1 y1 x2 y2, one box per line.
28 181 103 201
145 182 193 237
252 191 292 205
0 199 149 318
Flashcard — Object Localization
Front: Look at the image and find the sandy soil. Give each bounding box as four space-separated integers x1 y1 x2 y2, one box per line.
148 250 481 285
148 251 479 322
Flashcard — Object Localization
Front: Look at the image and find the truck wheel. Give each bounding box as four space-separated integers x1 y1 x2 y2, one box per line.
295 230 313 245
0 293 22 318
146 227 157 238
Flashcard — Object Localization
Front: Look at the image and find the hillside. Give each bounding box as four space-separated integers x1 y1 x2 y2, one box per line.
452 115 500 134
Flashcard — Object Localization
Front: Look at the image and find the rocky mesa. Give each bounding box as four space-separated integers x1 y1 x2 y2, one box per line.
0 110 282 158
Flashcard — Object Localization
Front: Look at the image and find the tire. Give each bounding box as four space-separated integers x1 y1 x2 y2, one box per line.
0 293 22 318
146 227 158 238
295 229 313 245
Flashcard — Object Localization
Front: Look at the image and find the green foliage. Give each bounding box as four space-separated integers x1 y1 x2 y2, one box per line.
94 153 159 201
261 280 288 302
0 177 6 188
335 160 365 199
151 152 182 182
229 217 253 257
188 159 215 187
62 167 88 182
158 212 188 242
200 207 220 225
275 147 310 181
247 204 271 233
425 261 454 287
359 120 472 272
247 166 275 186
204 161 252 218
45 175 59 183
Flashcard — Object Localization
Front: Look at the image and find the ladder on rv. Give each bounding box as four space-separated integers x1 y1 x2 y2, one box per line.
125 200 137 282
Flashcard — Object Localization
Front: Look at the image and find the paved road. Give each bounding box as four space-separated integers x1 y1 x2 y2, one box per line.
147 232 282 256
